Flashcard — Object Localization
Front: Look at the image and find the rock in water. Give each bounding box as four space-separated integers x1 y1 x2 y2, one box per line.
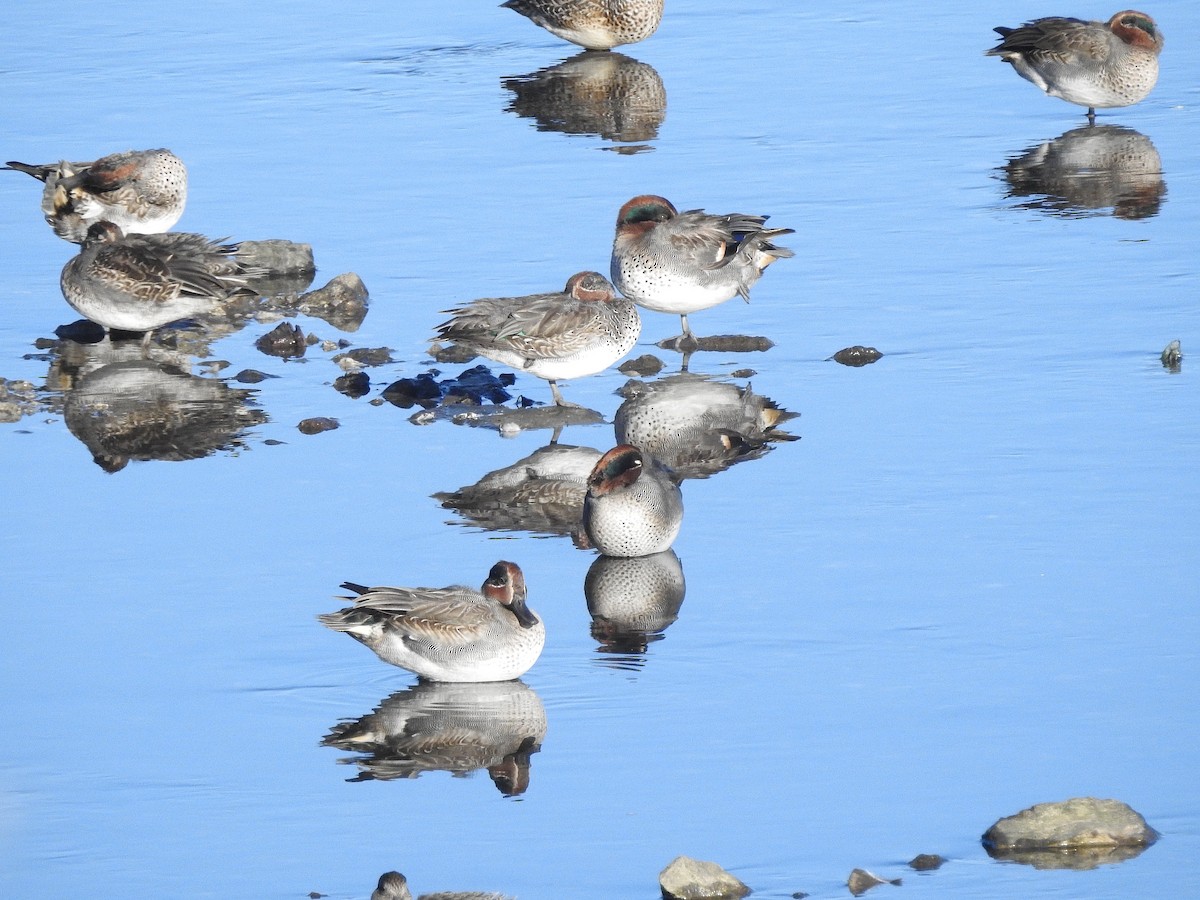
983 797 1158 869
658 856 750 899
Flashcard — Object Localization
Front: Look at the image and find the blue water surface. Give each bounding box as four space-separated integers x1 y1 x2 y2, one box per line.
2 2 1198 898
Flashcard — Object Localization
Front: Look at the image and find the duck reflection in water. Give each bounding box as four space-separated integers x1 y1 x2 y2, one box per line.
5 147 187 243
433 442 602 539
322 680 547 796
371 870 515 900
614 373 798 480
49 338 264 472
586 549 685 662
1000 125 1165 219
503 50 666 150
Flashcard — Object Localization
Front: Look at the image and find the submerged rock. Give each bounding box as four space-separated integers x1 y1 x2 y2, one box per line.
983 797 1158 869
907 854 944 871
846 868 900 896
659 856 750 900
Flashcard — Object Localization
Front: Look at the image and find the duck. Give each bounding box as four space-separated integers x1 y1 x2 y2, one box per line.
434 271 640 407
582 444 683 557
501 0 663 50
59 221 257 344
610 194 793 344
5 148 187 243
319 561 544 682
986 11 1163 121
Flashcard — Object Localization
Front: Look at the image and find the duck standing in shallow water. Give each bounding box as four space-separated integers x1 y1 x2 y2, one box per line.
5 148 187 243
610 194 794 345
59 221 257 344
501 0 664 50
319 561 545 683
434 271 641 407
986 11 1163 121
583 444 683 557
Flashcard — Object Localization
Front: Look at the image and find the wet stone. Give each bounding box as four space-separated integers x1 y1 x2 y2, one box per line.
831 345 883 366
382 365 514 410
297 417 339 435
298 273 369 332
232 369 275 384
846 868 901 896
729 368 757 378
982 797 1158 869
234 239 316 275
429 341 481 364
334 371 371 399
382 373 444 409
1161 339 1182 372
256 322 308 358
907 854 944 871
618 353 665 376
334 347 394 367
55 319 107 343
658 856 750 900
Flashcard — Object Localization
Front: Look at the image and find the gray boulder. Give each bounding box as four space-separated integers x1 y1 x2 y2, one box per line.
659 856 750 899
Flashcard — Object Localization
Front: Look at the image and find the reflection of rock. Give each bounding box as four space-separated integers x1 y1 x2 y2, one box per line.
297 273 368 332
410 400 605 435
503 51 666 146
322 681 547 796
0 378 38 423
434 443 601 538
982 797 1158 870
586 550 685 654
62 357 264 471
614 374 798 479
1001 125 1165 219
